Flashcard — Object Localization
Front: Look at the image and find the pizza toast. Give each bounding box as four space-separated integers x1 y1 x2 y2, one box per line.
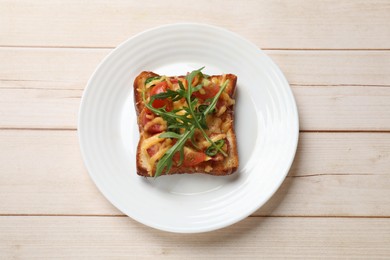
133 69 239 177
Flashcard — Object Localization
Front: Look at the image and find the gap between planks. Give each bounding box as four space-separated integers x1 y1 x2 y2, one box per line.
1 45 390 51
1 82 390 88
1 128 390 133
0 214 389 219
1 84 390 91
290 84 390 87
0 127 77 131
301 130 390 133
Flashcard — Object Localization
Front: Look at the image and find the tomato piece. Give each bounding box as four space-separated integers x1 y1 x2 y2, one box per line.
149 81 172 111
183 150 207 167
174 148 208 167
216 99 225 110
140 108 154 127
150 81 168 108
165 100 173 112
146 123 165 134
192 84 220 100
147 144 159 157
170 78 178 84
144 107 152 114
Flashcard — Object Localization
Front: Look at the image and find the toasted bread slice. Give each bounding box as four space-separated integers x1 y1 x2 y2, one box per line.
134 70 239 177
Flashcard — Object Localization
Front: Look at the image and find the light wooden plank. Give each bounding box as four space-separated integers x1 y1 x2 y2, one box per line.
1 48 389 86
1 0 390 49
0 88 81 129
269 50 390 86
0 130 389 216
1 49 390 130
1 85 390 130
257 175 390 217
292 86 390 131
291 133 390 176
0 216 389 258
0 48 108 83
257 132 390 216
0 130 121 215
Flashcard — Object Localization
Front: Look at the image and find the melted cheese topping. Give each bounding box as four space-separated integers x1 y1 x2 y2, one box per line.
149 139 172 171
173 99 187 111
141 134 165 151
221 92 235 106
207 117 222 133
200 134 226 149
216 92 235 117
204 165 213 172
140 75 235 175
221 116 233 133
140 135 172 174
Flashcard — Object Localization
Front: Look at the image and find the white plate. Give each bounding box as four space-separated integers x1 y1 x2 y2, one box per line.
78 23 299 233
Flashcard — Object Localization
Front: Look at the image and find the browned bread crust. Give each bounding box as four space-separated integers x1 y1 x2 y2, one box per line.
134 71 239 177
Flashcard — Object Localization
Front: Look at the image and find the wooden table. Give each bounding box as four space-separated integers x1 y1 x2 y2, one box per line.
1 0 390 258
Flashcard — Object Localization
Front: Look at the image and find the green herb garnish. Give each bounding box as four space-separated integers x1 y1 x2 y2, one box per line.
141 67 229 177
144 76 161 86
206 139 225 156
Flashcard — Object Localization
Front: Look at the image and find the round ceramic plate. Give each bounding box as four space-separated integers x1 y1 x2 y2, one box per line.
78 23 299 233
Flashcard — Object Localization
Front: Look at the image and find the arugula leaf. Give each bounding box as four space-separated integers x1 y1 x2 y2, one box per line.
159 132 181 139
154 126 195 177
182 71 229 157
141 67 230 177
202 80 228 115
150 89 183 102
197 104 215 114
206 139 225 156
144 76 161 86
178 80 185 90
192 84 203 92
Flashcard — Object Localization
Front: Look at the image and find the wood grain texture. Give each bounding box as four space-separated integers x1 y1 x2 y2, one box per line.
257 132 390 216
0 216 389 258
0 88 81 129
0 130 389 217
1 49 390 130
1 0 390 256
0 48 107 83
1 48 389 86
0 130 120 215
1 84 390 131
292 86 390 131
270 50 390 86
1 0 390 49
